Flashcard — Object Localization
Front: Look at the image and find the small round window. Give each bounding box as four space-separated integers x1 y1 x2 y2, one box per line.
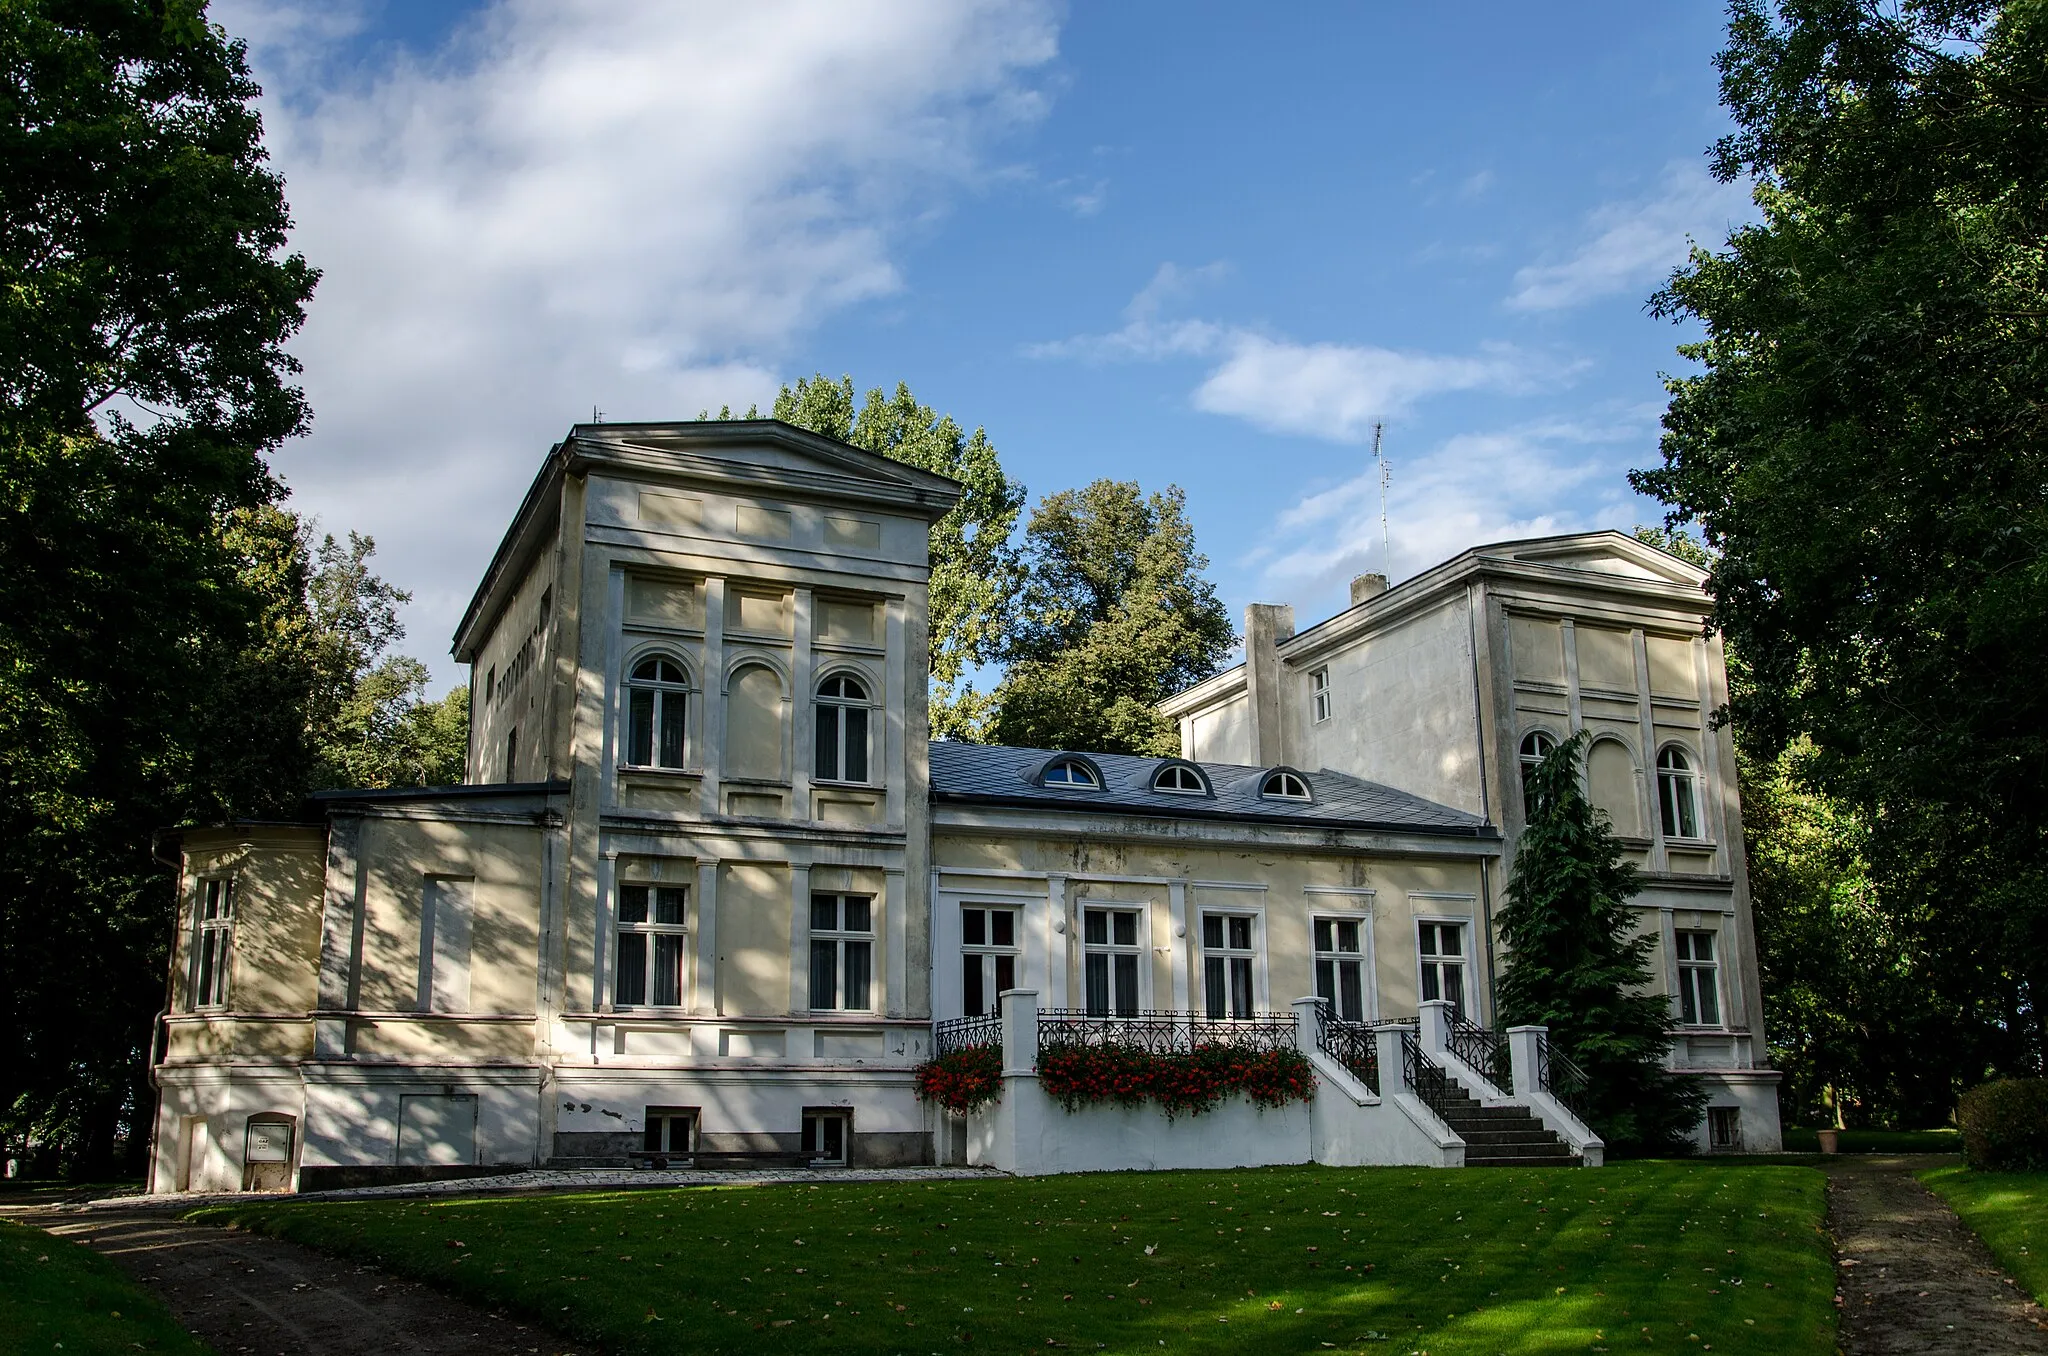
1152 763 1209 795
1259 769 1311 800
1041 757 1100 788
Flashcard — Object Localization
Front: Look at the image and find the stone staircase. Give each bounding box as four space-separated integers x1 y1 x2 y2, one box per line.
1432 1072 1580 1167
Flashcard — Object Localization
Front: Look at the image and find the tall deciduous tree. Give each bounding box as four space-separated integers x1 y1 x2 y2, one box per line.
989 480 1236 757
1497 732 1706 1152
1633 0 2048 1091
0 0 319 1173
772 376 1026 739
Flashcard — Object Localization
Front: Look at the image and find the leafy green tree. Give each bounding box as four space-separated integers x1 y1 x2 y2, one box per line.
773 376 1026 739
1633 0 2048 1087
989 480 1236 756
0 0 318 1174
1497 732 1707 1152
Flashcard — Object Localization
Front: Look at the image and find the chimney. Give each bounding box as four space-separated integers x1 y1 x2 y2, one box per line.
1350 573 1389 606
1243 603 1295 766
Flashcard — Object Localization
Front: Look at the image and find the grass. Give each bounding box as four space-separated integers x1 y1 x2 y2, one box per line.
0 1216 212 1355
1781 1126 1961 1154
195 1160 1833 1355
1921 1164 2048 1305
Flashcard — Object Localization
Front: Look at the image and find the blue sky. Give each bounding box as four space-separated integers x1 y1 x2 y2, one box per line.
216 1 1749 689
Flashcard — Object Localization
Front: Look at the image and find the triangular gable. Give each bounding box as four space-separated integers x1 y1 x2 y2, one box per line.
590 420 964 505
1488 530 1707 586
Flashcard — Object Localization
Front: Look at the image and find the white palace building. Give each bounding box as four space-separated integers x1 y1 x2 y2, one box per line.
148 420 1780 1193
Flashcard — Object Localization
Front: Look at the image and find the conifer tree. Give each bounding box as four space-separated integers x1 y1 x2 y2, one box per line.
1497 731 1706 1151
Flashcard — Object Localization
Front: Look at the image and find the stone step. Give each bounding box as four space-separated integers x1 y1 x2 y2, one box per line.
1452 1125 1558 1145
1466 1153 1583 1167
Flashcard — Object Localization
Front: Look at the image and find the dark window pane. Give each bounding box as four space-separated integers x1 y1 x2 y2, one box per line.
654 887 685 926
659 693 686 767
994 953 1014 994
1085 954 1109 1015
1680 975 1698 1025
1420 964 1440 1003
1314 919 1332 952
1083 910 1106 946
629 689 654 765
815 704 839 780
843 896 871 932
1112 911 1136 946
811 894 839 931
1204 956 1226 1019
1228 916 1251 950
1441 926 1462 957
644 1118 663 1153
1697 975 1719 1025
844 940 871 1009
1113 954 1139 1015
1315 959 1334 1004
1419 925 1437 956
197 932 218 1006
1338 963 1363 1022
962 909 985 946
616 932 647 1006
1230 957 1254 1018
810 940 837 1009
653 935 684 1006
1336 921 1360 953
963 956 983 1016
1202 915 1223 949
844 707 868 783
991 910 1014 947
618 884 649 924
1443 965 1465 1017
822 1115 844 1162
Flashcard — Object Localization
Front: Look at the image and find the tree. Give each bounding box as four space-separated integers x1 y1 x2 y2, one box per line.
772 376 1026 739
1632 0 2048 1093
1497 732 1707 1151
989 480 1236 757
0 0 318 1174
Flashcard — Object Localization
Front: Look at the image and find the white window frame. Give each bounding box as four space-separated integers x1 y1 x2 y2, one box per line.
960 903 1021 1017
1415 916 1471 1019
1152 762 1209 795
191 877 235 1011
1675 929 1722 1027
1259 769 1312 800
801 1109 851 1166
813 672 873 785
614 882 689 1009
1310 667 1331 723
1041 757 1100 788
642 1106 696 1158
1080 904 1147 1016
808 893 875 1013
1312 913 1372 1023
1519 729 1558 808
1199 910 1261 1019
1657 745 1703 840
623 653 692 770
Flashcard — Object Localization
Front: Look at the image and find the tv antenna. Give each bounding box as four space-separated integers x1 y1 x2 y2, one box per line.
1373 421 1390 579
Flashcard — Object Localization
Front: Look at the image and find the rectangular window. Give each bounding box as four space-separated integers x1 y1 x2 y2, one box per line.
504 726 518 781
809 894 874 1011
1708 1106 1742 1150
615 883 687 1008
1200 913 1258 1019
1676 930 1721 1026
416 877 474 1013
1313 916 1368 1022
193 878 235 1010
1310 667 1331 723
1082 907 1142 1016
960 905 1019 1017
801 1110 850 1166
642 1107 696 1157
815 704 870 783
1417 921 1468 1019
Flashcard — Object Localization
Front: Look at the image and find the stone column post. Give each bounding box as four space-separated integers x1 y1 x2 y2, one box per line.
1418 998 1454 1056
1291 996 1320 1055
1374 1026 1407 1097
1508 1024 1546 1097
999 988 1040 1078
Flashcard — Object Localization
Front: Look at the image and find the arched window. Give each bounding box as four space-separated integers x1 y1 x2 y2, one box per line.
1152 762 1209 795
1657 745 1701 839
1259 769 1311 800
1518 730 1557 806
626 656 689 768
814 673 870 783
1040 756 1100 788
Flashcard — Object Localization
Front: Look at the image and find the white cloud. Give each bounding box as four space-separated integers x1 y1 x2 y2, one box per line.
1251 412 1654 596
220 0 1059 677
1030 264 1565 441
1505 161 1752 312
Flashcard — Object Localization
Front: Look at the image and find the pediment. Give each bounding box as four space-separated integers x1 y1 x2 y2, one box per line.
1488 531 1708 586
586 419 964 511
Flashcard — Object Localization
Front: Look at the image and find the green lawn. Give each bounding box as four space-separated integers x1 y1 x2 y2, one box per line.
195 1161 1832 1355
1922 1164 2048 1305
0 1216 212 1355
1782 1126 1960 1154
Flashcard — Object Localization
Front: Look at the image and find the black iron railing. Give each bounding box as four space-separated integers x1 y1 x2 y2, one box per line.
1312 1001 1380 1094
1538 1032 1591 1120
1036 1008 1299 1055
933 1012 1001 1057
1401 1029 1458 1123
1447 1016 1513 1094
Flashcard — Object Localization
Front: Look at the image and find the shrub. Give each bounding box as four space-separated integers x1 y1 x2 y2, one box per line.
1958 1079 2048 1171
913 1045 1004 1114
1037 1042 1315 1118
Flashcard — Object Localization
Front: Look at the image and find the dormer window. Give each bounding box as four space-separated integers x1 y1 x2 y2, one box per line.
1039 756 1101 789
1152 761 1210 795
1259 769 1312 801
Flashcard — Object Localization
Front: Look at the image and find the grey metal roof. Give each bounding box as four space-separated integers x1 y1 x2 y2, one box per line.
928 742 1490 837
